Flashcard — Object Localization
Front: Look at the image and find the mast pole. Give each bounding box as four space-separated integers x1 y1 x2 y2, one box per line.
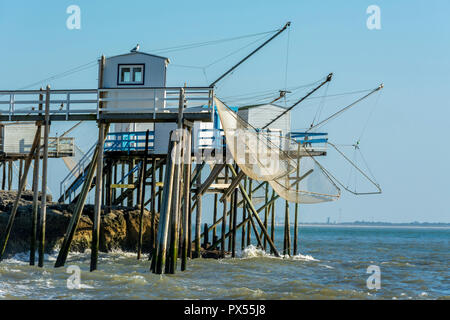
209 22 291 88
306 83 384 133
262 73 333 130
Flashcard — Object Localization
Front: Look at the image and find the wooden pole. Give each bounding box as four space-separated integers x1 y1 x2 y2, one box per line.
203 223 208 249
231 167 238 257
149 157 157 261
105 159 112 211
228 191 233 252
212 193 218 241
90 122 105 272
246 179 252 246
270 189 276 255
137 130 150 260
2 161 5 190
18 159 23 190
241 177 247 250
30 88 43 265
181 128 192 271
7 160 12 191
30 123 41 265
293 147 300 256
90 55 106 271
283 200 291 256
264 182 269 251
113 160 117 203
221 165 228 257
152 137 177 274
194 163 202 258
121 162 125 206
38 85 51 267
127 160 135 207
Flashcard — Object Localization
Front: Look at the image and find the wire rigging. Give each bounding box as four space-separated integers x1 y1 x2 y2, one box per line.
149 29 279 54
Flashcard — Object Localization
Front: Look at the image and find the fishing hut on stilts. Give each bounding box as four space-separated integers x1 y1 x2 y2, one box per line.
0 21 383 275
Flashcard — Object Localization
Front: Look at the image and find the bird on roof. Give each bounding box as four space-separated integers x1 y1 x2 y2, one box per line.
130 44 140 52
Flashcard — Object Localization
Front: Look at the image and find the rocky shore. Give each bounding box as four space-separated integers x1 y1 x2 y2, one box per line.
0 190 157 258
0 190 224 259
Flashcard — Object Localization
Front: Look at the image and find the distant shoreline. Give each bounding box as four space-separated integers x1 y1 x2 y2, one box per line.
274 222 450 229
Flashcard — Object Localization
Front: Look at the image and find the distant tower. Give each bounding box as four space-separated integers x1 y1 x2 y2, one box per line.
327 217 330 224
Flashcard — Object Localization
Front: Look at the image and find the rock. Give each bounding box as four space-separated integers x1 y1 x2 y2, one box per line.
0 191 159 258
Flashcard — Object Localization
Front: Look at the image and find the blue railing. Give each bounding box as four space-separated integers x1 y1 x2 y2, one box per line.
104 131 155 153
289 132 328 145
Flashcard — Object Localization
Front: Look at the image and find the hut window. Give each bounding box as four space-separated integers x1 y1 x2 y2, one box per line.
118 64 144 85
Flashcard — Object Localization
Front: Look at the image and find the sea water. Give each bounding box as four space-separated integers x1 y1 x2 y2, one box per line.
0 225 448 299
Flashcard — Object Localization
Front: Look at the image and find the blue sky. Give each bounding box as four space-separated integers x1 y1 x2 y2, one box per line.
0 0 449 223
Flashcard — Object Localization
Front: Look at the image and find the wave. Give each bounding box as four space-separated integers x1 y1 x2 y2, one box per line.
237 245 319 261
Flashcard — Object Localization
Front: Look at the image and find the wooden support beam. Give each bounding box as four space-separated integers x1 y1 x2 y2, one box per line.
38 85 51 267
127 160 135 207
30 118 42 266
247 179 252 246
90 122 105 272
195 163 225 197
152 137 177 274
231 168 238 258
2 161 5 190
181 127 192 271
220 170 245 202
194 163 202 258
221 166 228 257
137 130 150 260
283 200 290 256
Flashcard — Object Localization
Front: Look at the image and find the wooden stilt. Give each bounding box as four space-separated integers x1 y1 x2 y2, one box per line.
231 167 238 257
228 191 233 252
194 163 202 258
8 160 12 191
246 179 252 246
221 166 228 257
212 193 218 241
152 137 177 274
137 130 150 260
241 177 247 250
149 158 157 261
38 85 51 267
283 200 291 256
18 159 23 190
113 161 117 203
105 159 112 211
121 162 125 206
264 182 269 251
90 122 105 272
2 161 5 190
270 189 276 255
30 120 42 265
203 223 208 249
181 127 192 271
127 160 135 207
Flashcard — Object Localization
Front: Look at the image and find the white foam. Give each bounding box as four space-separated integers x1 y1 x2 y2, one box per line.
237 245 319 262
